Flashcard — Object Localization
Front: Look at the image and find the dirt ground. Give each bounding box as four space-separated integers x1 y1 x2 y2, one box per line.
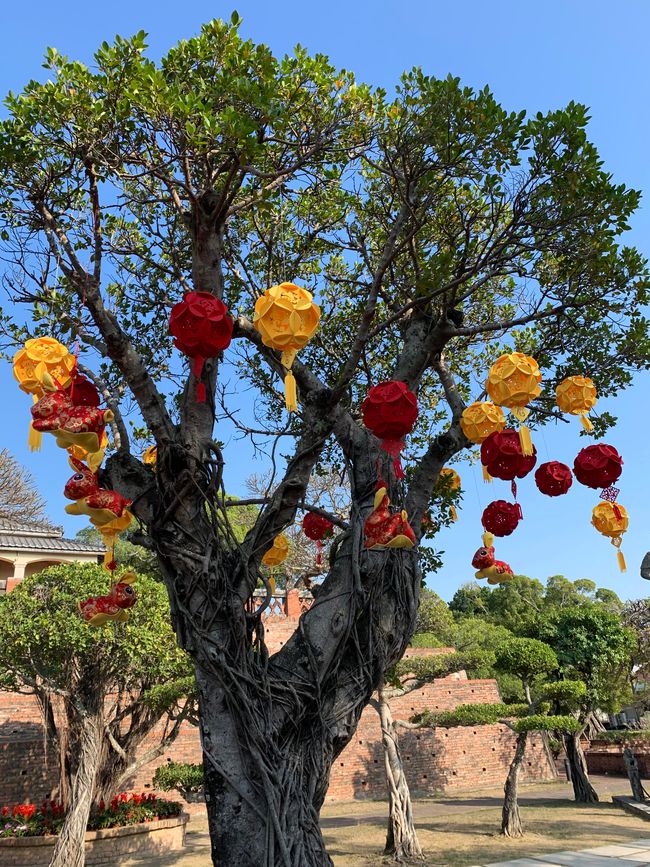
121 777 650 866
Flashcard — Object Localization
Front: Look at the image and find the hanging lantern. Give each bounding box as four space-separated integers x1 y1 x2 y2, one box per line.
253 282 320 412
79 571 138 627
303 512 334 566
573 444 623 489
556 376 597 432
592 500 629 572
65 374 101 407
437 467 461 521
534 461 573 497
169 291 233 403
363 487 416 550
460 401 506 444
142 445 157 468
262 534 289 567
480 429 537 482
68 430 108 474
472 544 514 584
362 381 419 479
64 457 133 527
13 337 76 395
98 511 134 570
481 500 522 537
31 389 112 455
485 352 542 456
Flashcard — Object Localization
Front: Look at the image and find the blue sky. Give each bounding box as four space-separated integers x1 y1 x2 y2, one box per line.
1 1 649 601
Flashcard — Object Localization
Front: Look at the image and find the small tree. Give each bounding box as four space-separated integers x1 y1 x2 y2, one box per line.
495 637 558 706
0 563 196 867
0 448 58 528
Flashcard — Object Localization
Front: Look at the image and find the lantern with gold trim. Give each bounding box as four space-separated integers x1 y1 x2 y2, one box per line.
362 380 419 480
253 282 320 412
142 445 157 469
262 534 289 568
485 353 542 456
460 401 506 444
556 376 597 432
592 500 628 573
437 467 461 521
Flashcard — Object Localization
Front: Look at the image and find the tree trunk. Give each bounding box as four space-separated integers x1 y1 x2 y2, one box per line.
49 703 104 867
376 683 423 862
564 732 599 803
501 731 527 838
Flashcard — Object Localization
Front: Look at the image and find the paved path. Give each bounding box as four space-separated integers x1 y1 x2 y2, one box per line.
483 840 650 866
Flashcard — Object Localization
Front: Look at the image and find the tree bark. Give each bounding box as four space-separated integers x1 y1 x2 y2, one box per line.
501 731 527 838
564 732 599 803
376 683 423 862
49 701 104 867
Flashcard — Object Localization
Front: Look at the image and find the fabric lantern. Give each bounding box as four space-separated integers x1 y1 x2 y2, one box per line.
481 500 522 537
438 467 461 521
556 376 597 432
142 445 157 468
362 381 419 479
303 511 334 565
480 429 537 483
472 544 514 584
97 511 134 570
534 461 573 497
485 352 542 456
460 401 506 444
573 444 623 489
363 487 416 550
262 534 289 568
65 374 101 407
169 291 233 402
253 282 320 412
68 430 108 474
592 500 629 572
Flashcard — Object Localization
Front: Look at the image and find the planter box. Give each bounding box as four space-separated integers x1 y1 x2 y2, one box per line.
0 812 189 866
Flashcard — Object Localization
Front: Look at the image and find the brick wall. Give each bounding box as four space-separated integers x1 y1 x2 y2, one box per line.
0 612 556 805
586 738 650 777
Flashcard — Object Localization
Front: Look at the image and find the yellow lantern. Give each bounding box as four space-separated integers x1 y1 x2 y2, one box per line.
68 430 108 473
485 353 542 456
253 283 320 412
592 500 628 572
142 445 157 468
438 467 461 521
262 533 289 568
460 401 506 444
556 376 597 432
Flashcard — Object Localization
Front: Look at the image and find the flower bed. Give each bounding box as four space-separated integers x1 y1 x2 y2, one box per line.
0 794 187 867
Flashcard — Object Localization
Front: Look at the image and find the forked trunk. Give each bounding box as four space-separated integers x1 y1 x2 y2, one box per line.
501 731 527 838
377 683 423 862
49 702 104 867
564 732 598 803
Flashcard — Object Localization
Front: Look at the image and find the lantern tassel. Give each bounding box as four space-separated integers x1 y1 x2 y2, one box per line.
617 549 627 573
580 413 594 433
28 394 42 452
450 505 457 522
517 424 534 457
316 539 323 566
482 464 492 483
192 356 207 403
284 369 298 413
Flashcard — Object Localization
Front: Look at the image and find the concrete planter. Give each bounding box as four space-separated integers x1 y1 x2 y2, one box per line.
0 812 189 866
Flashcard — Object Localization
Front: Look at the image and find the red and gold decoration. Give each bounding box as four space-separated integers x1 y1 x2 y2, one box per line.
472 538 514 585
485 352 541 456
480 429 537 486
437 467 461 521
64 457 132 526
534 461 573 497
169 291 233 403
253 282 320 412
262 534 289 568
556 376 597 432
573 444 623 489
460 401 506 445
142 445 157 468
303 512 334 566
592 500 629 572
364 487 416 550
362 380 419 479
31 389 112 456
79 571 138 627
481 500 522 537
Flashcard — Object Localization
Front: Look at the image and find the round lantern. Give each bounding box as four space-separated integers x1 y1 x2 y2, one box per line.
460 401 506 444
303 512 334 566
253 282 320 412
556 376 597 432
480 429 537 482
573 444 623 489
362 380 418 479
534 461 573 497
65 374 101 407
262 534 289 568
437 467 461 521
485 353 542 455
481 500 522 537
592 500 629 572
169 292 233 402
13 337 76 395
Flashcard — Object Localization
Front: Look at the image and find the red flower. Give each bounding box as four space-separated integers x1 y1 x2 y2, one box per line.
99 800 105 811
2 806 8 817
480 430 537 481
120 793 128 802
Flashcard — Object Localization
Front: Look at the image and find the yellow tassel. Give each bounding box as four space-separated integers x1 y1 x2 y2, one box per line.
482 464 492 483
580 413 594 432
518 424 534 457
482 531 494 548
280 349 297 369
617 549 627 573
450 505 457 522
28 422 42 452
284 370 298 413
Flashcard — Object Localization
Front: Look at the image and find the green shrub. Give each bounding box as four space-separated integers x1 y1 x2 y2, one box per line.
597 730 650 743
413 701 528 728
409 632 444 648
514 715 581 735
153 762 204 792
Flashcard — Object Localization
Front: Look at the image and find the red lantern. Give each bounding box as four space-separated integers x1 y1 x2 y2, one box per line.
169 292 233 402
303 511 334 566
480 429 537 482
481 500 522 537
573 444 623 490
65 374 101 407
362 381 418 479
534 461 573 497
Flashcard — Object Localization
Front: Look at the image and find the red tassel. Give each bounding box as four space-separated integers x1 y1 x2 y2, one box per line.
196 382 207 402
381 438 406 480
316 540 323 566
192 356 206 403
516 503 523 520
613 503 623 521
511 480 517 500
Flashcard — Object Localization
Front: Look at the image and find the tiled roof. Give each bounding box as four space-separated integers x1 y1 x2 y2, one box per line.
0 533 104 554
0 516 63 537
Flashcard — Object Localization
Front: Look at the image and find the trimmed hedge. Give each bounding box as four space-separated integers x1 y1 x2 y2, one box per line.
153 762 204 793
413 701 528 728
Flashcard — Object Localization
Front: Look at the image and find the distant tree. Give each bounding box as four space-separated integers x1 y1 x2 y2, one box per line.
448 582 491 617
415 588 454 638
0 448 57 528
